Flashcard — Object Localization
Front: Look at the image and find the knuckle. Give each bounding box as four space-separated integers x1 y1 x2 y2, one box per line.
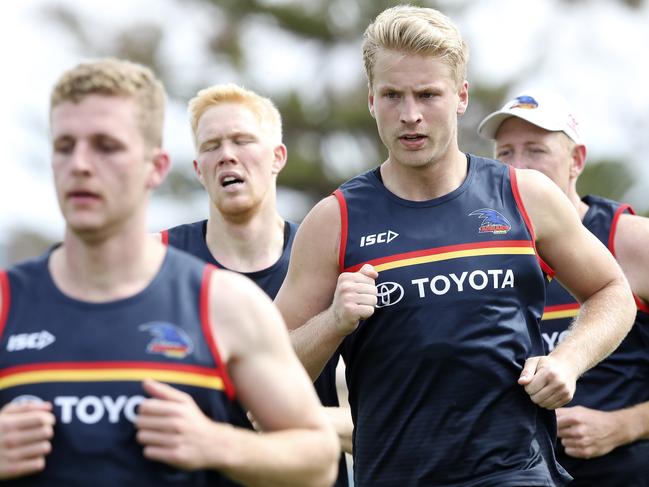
137 400 152 414
168 447 186 464
33 457 46 471
40 441 52 455
337 274 351 286
1 438 16 450
135 430 147 444
169 418 185 434
43 425 54 439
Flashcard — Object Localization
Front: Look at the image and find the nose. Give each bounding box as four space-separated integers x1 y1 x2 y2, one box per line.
217 141 237 166
68 143 93 174
400 95 422 125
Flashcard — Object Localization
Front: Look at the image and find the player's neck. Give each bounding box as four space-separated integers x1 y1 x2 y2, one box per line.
50 224 166 302
206 203 285 273
381 149 468 201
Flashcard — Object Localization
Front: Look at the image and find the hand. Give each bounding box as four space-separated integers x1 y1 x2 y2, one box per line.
556 406 627 458
0 401 55 480
331 264 378 336
136 380 231 470
518 355 577 409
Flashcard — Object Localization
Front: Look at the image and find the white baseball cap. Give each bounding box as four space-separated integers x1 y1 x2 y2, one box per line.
477 91 583 145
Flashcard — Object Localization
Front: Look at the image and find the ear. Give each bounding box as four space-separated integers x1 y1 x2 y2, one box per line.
192 158 207 187
569 143 587 179
368 86 376 119
457 80 469 116
271 143 287 175
147 149 171 189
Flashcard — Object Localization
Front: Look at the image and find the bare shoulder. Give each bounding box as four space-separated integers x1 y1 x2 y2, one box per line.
208 269 288 359
615 212 649 301
615 212 649 250
513 168 581 240
280 194 341 292
293 195 341 260
276 195 343 328
514 167 565 207
209 269 277 335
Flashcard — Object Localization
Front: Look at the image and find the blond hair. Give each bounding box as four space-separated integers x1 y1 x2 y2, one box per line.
50 58 166 148
362 5 469 88
188 84 282 148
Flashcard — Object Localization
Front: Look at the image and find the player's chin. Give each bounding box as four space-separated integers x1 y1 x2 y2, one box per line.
67 218 107 237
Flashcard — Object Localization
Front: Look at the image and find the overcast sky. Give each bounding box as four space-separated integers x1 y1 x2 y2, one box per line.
1 0 648 264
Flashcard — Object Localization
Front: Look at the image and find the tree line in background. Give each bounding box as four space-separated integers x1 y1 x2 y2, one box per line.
7 0 644 264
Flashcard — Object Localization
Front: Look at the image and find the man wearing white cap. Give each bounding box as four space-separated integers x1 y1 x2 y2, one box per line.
479 91 649 486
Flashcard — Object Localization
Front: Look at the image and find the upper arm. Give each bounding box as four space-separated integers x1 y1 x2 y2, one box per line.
275 196 342 330
615 213 649 304
515 169 627 303
210 271 325 432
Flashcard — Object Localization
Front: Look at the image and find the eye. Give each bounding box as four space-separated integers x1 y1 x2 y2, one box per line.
419 92 435 99
496 149 512 159
95 137 122 153
202 142 220 152
384 91 400 99
53 138 74 154
234 136 255 145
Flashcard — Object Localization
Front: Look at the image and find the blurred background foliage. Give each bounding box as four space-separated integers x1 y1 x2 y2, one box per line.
4 0 646 264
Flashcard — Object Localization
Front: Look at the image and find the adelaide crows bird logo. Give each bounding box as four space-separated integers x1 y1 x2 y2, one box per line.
469 208 512 234
140 322 193 359
509 95 538 110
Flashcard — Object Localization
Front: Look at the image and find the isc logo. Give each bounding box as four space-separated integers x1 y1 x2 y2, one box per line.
7 331 56 352
360 230 399 247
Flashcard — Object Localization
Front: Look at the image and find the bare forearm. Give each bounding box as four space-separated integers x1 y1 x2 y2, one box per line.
216 427 339 487
616 402 649 445
324 407 353 454
290 309 345 380
552 278 635 376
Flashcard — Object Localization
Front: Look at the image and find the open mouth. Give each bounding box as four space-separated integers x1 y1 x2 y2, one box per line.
221 176 244 188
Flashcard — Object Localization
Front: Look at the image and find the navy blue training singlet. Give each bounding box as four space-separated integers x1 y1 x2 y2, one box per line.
336 155 571 486
0 247 234 486
162 220 297 299
163 219 348 486
542 194 649 486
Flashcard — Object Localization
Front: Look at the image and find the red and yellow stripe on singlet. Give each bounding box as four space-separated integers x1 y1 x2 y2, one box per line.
0 361 226 391
343 240 537 273
541 303 580 321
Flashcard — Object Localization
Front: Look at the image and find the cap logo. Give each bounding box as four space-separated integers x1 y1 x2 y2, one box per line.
509 95 538 110
566 113 579 133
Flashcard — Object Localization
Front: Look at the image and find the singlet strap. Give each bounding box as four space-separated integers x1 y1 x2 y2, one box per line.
0 270 10 340
333 189 349 274
509 166 554 278
199 265 236 400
